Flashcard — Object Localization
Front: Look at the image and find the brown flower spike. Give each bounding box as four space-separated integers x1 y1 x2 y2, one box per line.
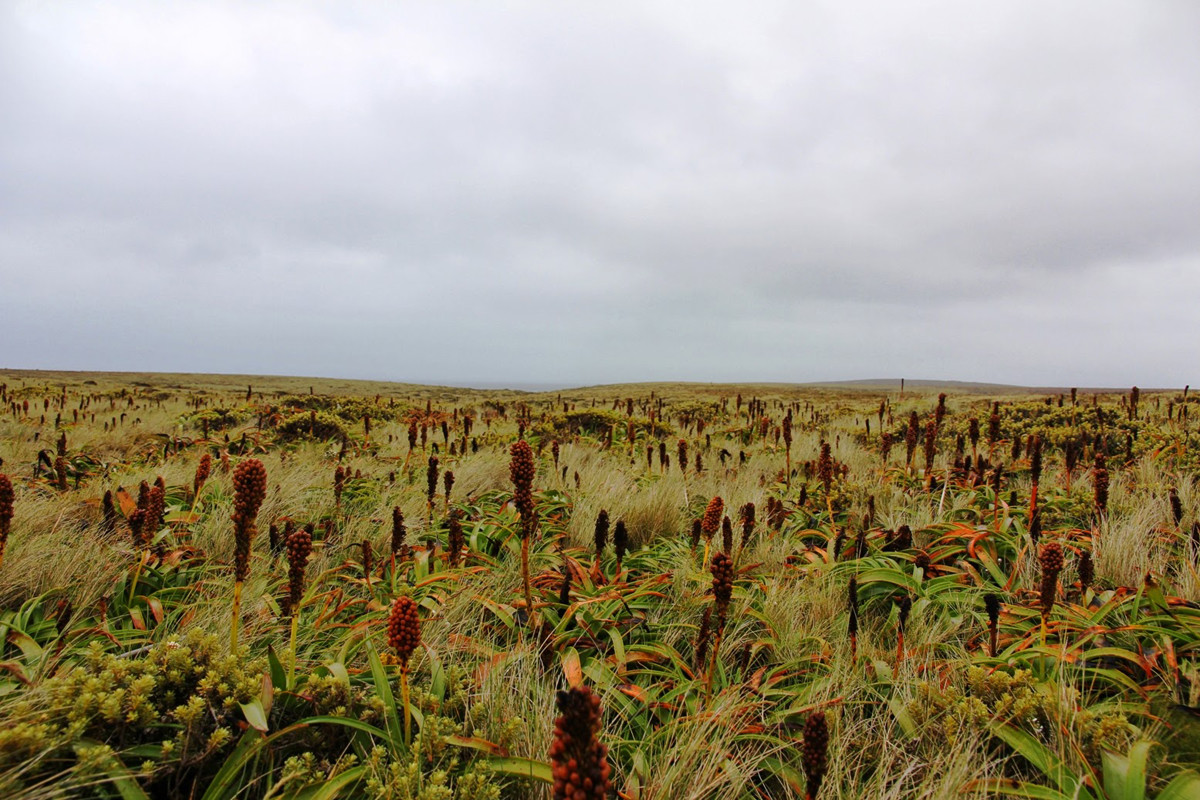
0 473 13 565
388 596 421 667
285 526 312 616
802 710 829 800
232 459 268 583
550 686 612 800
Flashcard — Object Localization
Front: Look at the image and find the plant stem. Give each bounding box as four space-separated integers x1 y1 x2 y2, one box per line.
128 549 148 603
400 668 411 747
231 580 243 656
521 534 534 623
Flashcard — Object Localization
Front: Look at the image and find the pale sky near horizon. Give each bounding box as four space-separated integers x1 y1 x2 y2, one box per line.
2 1 1199 389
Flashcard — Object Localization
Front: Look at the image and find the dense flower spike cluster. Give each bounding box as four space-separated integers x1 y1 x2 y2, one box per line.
677 439 688 474
904 413 919 466
285 526 312 616
817 442 833 495
361 539 373 579
387 596 421 667
550 686 612 800
426 456 439 506
193 453 211 496
443 470 455 505
333 465 346 506
232 459 268 582
391 507 406 556
613 521 628 564
1079 550 1094 595
802 710 829 799
447 511 464 567
593 510 609 557
1039 542 1064 620
739 502 755 549
711 551 734 623
0 473 13 562
128 509 147 550
984 593 1001 656
923 419 937 474
509 440 536 533
1093 452 1109 517
701 496 724 539
144 484 165 538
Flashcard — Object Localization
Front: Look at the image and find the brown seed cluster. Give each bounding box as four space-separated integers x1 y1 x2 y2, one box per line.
426 456 439 505
711 551 734 622
193 453 212 496
818 442 834 493
802 710 829 799
447 511 464 567
550 686 612 800
0 473 13 558
1093 452 1109 517
387 595 421 667
1039 542 1064 619
593 509 610 557
739 502 755 549
232 459 268 582
334 465 346 506
509 440 536 535
613 520 628 564
285 526 312 615
144 484 165 538
701 496 724 539
391 507 406 557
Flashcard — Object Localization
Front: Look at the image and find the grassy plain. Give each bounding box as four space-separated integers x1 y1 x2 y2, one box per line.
0 369 1198 799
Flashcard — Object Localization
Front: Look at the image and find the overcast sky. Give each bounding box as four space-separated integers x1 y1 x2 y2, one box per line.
2 1 1199 389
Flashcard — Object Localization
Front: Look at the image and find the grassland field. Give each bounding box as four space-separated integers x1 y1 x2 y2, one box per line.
0 368 1198 800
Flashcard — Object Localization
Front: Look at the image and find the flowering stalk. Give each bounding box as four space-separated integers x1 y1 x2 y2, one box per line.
388 596 421 745
0 474 13 568
550 686 612 800
231 459 267 656
510 440 536 617
802 710 829 800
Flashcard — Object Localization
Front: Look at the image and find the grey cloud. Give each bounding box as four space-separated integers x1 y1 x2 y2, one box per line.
2 0 1199 387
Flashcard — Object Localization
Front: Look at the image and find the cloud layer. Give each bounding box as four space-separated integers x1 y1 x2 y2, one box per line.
3 1 1199 387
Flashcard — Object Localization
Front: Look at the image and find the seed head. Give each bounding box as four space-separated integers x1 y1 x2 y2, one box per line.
1078 550 1094 595
387 596 421 667
391 507 406 556
739 502 755 549
984 593 1001 625
232 459 267 582
802 710 829 799
550 686 612 800
1093 452 1109 516
193 454 212 495
711 551 734 621
818 442 834 492
1039 541 1064 575
509 440 536 534
285 527 312 615
447 511 464 567
426 456 439 504
701 496 724 538
0 473 14 554
613 520 628 563
593 510 610 557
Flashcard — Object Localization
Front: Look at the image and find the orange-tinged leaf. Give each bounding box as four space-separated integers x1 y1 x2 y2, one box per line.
116 489 137 516
562 648 583 688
